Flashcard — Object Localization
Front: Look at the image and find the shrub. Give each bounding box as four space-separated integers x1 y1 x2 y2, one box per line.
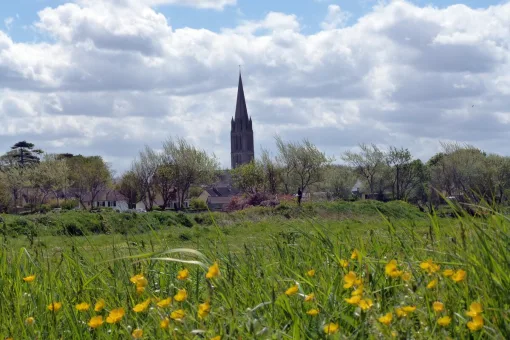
61 199 79 210
175 212 194 228
190 198 208 210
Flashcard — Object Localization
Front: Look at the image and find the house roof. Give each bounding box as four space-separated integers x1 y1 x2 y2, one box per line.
205 186 239 197
80 190 128 202
207 196 232 205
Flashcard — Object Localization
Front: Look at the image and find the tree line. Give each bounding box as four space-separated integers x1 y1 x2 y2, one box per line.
1 138 509 213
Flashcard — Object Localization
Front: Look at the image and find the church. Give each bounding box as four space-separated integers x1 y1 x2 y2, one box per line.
230 73 254 169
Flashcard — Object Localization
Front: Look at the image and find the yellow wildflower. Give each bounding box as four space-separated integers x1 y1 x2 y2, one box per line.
306 269 316 277
352 285 363 296
323 322 339 335
133 298 151 313
443 269 454 277
198 301 211 319
433 301 444 313
157 297 172 308
177 268 189 280
136 286 145 295
396 308 406 318
106 308 125 324
94 299 105 312
402 306 417 313
132 328 143 339
345 295 362 305
420 259 440 274
174 289 188 302
359 299 373 311
170 309 186 321
285 284 299 296
23 275 36 283
76 302 90 312
307 309 320 316
160 318 170 329
211 337 221 340
304 293 315 302
88 316 104 329
351 249 359 260
343 271 357 289
396 306 416 317
206 262 220 279
378 312 393 325
25 317 35 326
438 316 451 327
402 271 412 281
466 302 483 317
339 259 349 268
452 269 467 283
130 274 148 287
385 260 403 278
467 315 484 332
47 302 62 312
427 279 438 289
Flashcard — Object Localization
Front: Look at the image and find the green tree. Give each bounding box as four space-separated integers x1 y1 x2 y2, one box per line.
29 154 70 207
323 165 357 200
231 160 265 194
131 146 161 211
260 149 282 195
1 141 43 167
162 138 219 209
342 143 386 194
117 171 140 209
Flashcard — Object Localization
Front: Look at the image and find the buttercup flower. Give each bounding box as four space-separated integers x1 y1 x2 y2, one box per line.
323 322 339 335
345 295 362 305
466 302 482 317
427 279 438 289
160 318 170 329
304 293 315 302
170 309 186 320
343 271 358 289
211 337 221 340
76 302 90 312
339 259 349 268
157 297 172 308
443 269 454 277
285 284 299 296
174 289 188 302
385 260 403 278
198 301 211 319
306 269 316 277
106 308 125 324
133 298 151 313
452 269 467 282
94 299 105 312
206 262 220 279
88 316 104 329
307 309 320 316
420 259 440 274
467 315 484 332
359 299 373 311
130 274 148 287
402 271 412 281
351 249 359 260
351 285 363 296
25 317 35 326
23 275 36 283
433 301 444 313
177 268 189 280
136 286 145 295
48 302 62 312
378 312 393 325
438 316 451 327
132 328 143 339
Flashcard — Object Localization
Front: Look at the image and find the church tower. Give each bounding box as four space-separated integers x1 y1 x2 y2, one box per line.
231 72 254 169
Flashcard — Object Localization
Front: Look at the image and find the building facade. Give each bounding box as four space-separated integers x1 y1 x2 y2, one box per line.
231 73 254 168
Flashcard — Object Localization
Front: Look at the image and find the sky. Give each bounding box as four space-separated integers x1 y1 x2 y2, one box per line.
1 0 510 173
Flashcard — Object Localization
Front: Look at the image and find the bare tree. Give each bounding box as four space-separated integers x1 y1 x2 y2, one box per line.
132 146 160 211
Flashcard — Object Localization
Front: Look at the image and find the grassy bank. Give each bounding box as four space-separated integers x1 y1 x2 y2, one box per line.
1 201 508 338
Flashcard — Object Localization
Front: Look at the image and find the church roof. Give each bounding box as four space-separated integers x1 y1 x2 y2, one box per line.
234 73 249 121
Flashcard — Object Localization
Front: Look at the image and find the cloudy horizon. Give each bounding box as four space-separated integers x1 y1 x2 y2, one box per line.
1 0 509 173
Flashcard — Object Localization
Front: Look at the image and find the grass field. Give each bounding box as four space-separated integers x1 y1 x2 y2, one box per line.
0 201 509 339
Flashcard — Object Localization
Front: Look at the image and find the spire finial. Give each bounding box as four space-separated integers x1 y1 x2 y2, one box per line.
239 64 242 75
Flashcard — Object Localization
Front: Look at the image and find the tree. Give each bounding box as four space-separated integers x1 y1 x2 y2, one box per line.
67 155 112 210
1 141 43 167
275 136 332 193
117 171 140 209
260 149 281 195
0 165 26 212
162 138 219 209
342 143 386 194
154 164 177 209
29 154 70 207
231 160 265 194
131 146 160 211
322 165 357 200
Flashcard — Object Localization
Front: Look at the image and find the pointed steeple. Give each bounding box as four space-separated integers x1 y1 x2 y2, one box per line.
234 73 249 121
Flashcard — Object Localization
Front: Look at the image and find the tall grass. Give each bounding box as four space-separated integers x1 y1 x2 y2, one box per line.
0 206 508 339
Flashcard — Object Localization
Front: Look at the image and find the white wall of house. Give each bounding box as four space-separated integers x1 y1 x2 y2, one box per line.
91 200 129 212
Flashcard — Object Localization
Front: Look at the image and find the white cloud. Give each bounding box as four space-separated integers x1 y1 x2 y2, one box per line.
1 0 510 171
4 17 14 31
321 5 351 30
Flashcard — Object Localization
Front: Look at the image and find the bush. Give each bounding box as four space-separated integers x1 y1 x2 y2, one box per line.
190 198 208 210
39 204 51 214
175 213 194 228
194 213 214 225
61 199 79 210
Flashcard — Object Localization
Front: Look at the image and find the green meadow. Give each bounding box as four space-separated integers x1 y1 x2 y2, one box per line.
1 201 508 339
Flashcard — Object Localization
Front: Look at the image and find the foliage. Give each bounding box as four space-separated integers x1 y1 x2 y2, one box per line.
190 198 208 211
0 140 43 167
231 160 265 193
342 143 387 194
131 146 160 211
0 204 508 338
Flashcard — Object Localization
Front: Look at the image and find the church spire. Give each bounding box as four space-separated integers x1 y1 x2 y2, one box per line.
234 73 249 121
